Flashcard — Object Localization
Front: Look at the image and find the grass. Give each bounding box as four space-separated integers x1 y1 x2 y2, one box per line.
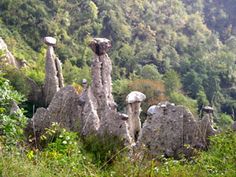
0 124 235 177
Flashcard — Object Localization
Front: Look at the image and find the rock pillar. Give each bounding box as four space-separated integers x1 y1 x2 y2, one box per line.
43 37 64 106
126 91 146 142
80 38 132 144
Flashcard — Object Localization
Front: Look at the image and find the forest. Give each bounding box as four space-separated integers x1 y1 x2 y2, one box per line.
0 0 236 176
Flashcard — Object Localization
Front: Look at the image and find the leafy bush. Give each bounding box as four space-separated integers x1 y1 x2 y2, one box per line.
0 74 27 149
29 122 98 176
217 113 234 129
158 130 236 177
170 91 198 115
82 134 125 167
1 64 31 96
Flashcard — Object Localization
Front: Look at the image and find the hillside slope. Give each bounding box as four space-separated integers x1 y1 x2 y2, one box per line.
0 0 236 121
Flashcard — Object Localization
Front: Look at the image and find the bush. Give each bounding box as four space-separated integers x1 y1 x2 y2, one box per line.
82 134 125 167
170 91 198 115
0 74 27 149
217 113 234 129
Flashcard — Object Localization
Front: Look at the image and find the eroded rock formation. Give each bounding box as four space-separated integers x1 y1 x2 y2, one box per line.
43 37 64 106
232 121 236 131
137 102 204 157
126 91 146 142
0 37 19 68
81 38 132 143
199 107 217 145
29 37 218 157
31 38 132 145
30 86 81 137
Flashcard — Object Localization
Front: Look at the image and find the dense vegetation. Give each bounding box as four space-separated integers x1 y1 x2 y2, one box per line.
0 0 236 176
0 75 235 176
1 0 236 121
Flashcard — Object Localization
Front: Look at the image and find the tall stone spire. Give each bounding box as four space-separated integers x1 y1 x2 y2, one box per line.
43 37 64 106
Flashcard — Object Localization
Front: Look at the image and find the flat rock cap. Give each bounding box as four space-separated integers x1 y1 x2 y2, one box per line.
126 91 146 104
44 37 57 45
89 38 111 56
82 79 87 84
147 105 158 115
203 106 214 111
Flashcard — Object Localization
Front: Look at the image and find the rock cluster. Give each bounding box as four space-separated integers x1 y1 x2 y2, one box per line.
31 38 132 144
29 38 217 157
137 102 207 157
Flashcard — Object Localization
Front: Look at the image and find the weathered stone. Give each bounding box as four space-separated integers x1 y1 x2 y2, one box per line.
89 38 112 56
126 91 146 104
79 38 132 144
0 37 19 68
126 91 146 142
30 86 81 137
203 106 214 114
44 37 57 46
10 101 20 115
82 80 87 91
147 105 159 115
43 37 64 106
137 102 204 157
232 121 236 131
199 114 217 145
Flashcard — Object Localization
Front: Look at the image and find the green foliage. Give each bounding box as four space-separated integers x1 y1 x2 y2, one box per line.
141 64 162 80
0 74 27 149
217 113 234 129
63 60 91 85
170 92 198 115
197 90 209 112
163 70 182 96
36 123 98 176
1 65 31 96
112 79 130 111
82 134 125 167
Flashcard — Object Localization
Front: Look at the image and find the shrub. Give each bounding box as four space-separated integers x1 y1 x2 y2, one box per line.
82 134 125 167
0 74 27 149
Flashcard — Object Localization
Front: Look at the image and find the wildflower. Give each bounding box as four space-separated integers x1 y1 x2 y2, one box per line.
62 140 67 145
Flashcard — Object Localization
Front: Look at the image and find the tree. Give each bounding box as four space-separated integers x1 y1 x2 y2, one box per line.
163 70 182 96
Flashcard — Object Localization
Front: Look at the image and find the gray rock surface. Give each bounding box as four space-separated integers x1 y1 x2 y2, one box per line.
199 114 217 145
0 37 19 68
30 86 81 137
126 91 146 142
232 121 236 131
137 102 204 157
81 38 132 144
44 37 57 46
43 37 64 106
30 38 132 145
10 101 20 114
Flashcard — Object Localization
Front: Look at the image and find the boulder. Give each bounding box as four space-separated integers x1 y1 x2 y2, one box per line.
126 91 146 104
30 86 81 137
137 102 204 157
